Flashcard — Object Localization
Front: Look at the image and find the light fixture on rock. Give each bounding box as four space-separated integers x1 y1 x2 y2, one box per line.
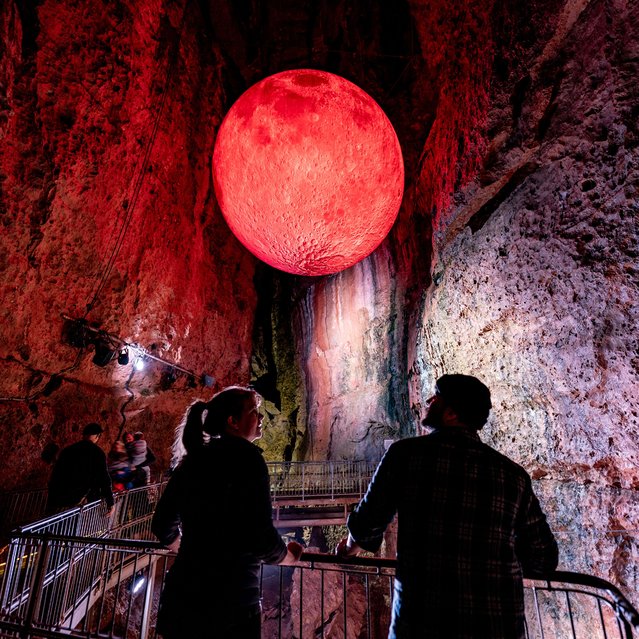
202 374 215 388
92 337 116 367
62 318 90 348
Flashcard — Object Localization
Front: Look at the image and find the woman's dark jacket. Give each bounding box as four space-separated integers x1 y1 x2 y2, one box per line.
151 435 286 631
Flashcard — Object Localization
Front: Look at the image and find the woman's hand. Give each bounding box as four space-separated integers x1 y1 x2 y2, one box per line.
279 540 304 565
335 534 361 558
166 536 181 553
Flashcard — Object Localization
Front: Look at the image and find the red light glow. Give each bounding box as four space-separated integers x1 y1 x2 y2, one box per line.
212 70 404 276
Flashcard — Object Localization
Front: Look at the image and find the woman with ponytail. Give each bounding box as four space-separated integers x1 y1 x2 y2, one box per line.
152 386 303 638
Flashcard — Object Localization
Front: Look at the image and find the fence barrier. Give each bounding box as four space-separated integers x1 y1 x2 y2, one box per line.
0 461 375 541
0 534 637 639
2 468 638 638
267 460 379 502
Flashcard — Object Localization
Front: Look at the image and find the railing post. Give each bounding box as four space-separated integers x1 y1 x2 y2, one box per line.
20 537 51 639
58 539 77 625
0 536 19 612
301 464 305 502
74 504 83 538
330 461 334 500
140 557 157 639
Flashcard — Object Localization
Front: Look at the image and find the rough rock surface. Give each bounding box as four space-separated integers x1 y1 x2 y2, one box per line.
411 0 639 598
0 0 258 486
0 0 638 607
401 0 639 601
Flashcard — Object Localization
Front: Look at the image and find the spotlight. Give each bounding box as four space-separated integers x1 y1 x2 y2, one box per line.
160 368 178 391
117 349 129 365
92 338 116 367
62 318 90 348
134 357 145 371
202 374 215 388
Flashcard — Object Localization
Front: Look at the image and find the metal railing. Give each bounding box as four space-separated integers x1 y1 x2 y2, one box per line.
267 460 378 502
0 491 47 541
13 483 166 541
2 474 638 638
0 483 165 599
0 462 375 538
0 533 637 639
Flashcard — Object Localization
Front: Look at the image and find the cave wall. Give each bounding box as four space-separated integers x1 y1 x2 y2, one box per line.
411 0 639 596
0 0 258 488
247 0 639 597
291 0 498 462
0 0 638 601
417 0 639 487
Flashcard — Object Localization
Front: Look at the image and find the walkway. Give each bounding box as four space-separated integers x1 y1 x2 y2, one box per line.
0 460 378 536
0 478 637 638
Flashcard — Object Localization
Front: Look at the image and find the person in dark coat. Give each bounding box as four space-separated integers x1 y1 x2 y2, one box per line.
152 386 303 639
337 374 558 639
46 422 114 515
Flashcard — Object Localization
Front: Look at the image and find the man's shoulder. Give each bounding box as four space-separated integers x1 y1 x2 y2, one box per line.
75 439 107 460
478 440 531 479
388 431 478 452
386 435 435 460
389 433 531 479
59 440 86 457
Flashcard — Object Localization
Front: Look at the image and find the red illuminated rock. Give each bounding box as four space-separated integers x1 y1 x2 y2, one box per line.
212 70 404 276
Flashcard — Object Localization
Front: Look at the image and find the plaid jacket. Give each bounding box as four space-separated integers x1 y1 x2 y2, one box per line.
348 429 558 639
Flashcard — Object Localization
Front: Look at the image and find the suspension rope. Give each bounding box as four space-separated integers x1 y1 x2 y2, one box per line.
83 1 190 318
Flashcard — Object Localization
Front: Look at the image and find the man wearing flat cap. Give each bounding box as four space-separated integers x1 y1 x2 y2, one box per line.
337 374 558 639
47 422 114 516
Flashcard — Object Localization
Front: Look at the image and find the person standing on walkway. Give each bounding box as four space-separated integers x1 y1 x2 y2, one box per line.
337 374 558 639
125 430 154 486
46 422 114 516
152 386 303 639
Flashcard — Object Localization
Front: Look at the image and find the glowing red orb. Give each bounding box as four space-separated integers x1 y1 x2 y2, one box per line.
212 69 404 276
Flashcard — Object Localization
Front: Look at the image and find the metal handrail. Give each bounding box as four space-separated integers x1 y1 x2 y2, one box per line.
8 534 639 630
13 481 166 537
0 532 637 639
267 460 379 502
0 462 375 536
531 570 639 631
2 473 638 638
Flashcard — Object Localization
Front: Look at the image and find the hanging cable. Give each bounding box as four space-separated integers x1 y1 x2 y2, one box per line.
83 0 191 318
0 347 85 403
118 365 137 439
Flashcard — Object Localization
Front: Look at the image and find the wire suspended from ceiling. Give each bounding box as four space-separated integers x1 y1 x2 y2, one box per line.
83 1 191 319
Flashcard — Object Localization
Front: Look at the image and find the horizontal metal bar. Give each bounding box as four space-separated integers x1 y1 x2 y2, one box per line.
10 533 638 628
528 570 639 629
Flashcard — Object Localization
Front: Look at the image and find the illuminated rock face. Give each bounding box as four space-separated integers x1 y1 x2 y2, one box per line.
213 70 404 276
1 0 639 603
0 0 259 485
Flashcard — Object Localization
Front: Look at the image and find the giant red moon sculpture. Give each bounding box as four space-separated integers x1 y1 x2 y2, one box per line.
212 69 404 276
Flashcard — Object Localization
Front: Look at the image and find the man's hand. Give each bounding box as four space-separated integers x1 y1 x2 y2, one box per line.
279 540 304 566
335 534 361 558
166 536 181 553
